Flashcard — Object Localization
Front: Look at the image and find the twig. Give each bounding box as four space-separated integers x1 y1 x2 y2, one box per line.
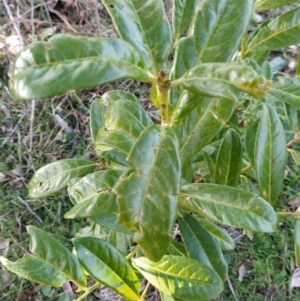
227 277 239 301
17 197 43 224
3 0 24 45
47 7 78 34
0 111 28 148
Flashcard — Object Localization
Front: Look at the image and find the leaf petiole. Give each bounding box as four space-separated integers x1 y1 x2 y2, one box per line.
75 282 101 301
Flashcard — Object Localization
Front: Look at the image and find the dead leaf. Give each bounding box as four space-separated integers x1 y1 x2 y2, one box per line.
288 197 300 207
0 239 10 257
238 264 247 282
289 267 300 294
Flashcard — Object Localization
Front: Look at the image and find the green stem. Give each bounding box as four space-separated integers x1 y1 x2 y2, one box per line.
157 85 169 126
75 282 101 301
139 281 151 301
241 165 252 174
126 245 140 260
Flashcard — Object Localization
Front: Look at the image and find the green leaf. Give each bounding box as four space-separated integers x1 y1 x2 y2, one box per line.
245 123 259 169
168 241 188 257
255 0 300 12
256 104 286 204
64 170 122 219
10 34 149 100
28 159 97 198
214 128 242 187
179 214 228 281
182 63 269 101
90 90 139 142
289 149 300 165
1 226 86 289
295 221 300 267
93 214 135 235
181 183 277 232
196 217 235 251
132 255 223 300
172 0 201 42
190 0 253 63
95 99 153 154
160 292 175 301
102 0 172 73
270 85 300 112
284 103 299 132
177 97 236 163
74 237 140 300
245 8 300 55
114 125 181 261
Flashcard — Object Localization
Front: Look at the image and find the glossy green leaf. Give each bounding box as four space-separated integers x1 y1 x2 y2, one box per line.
190 0 253 63
196 217 235 251
28 159 97 198
245 123 259 169
295 221 300 267
256 104 286 204
177 97 236 163
290 149 300 165
1 226 86 289
255 0 300 12
160 292 175 301
214 128 242 187
179 214 228 281
171 91 205 124
182 63 269 102
102 0 172 73
64 170 122 219
132 255 223 300
172 0 201 42
90 90 139 142
10 34 149 100
202 149 215 181
270 85 300 112
181 183 277 232
168 241 188 257
74 237 140 300
93 214 135 235
95 99 153 154
76 222 133 254
114 125 181 261
240 175 259 195
245 8 300 55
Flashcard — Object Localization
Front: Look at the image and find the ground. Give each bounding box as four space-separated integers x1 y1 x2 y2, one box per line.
1 1 300 300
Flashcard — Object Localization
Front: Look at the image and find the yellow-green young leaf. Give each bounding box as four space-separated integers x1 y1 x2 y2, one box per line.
179 214 228 281
190 0 253 63
181 183 277 232
172 0 202 42
102 0 172 73
245 8 300 55
290 149 300 165
74 237 140 300
196 217 235 251
10 34 149 100
177 97 236 164
132 255 223 301
28 159 97 198
295 221 300 267
255 0 300 12
182 63 269 102
90 90 139 142
0 226 86 289
256 104 287 204
64 170 122 219
214 128 242 187
114 125 181 262
270 85 300 112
